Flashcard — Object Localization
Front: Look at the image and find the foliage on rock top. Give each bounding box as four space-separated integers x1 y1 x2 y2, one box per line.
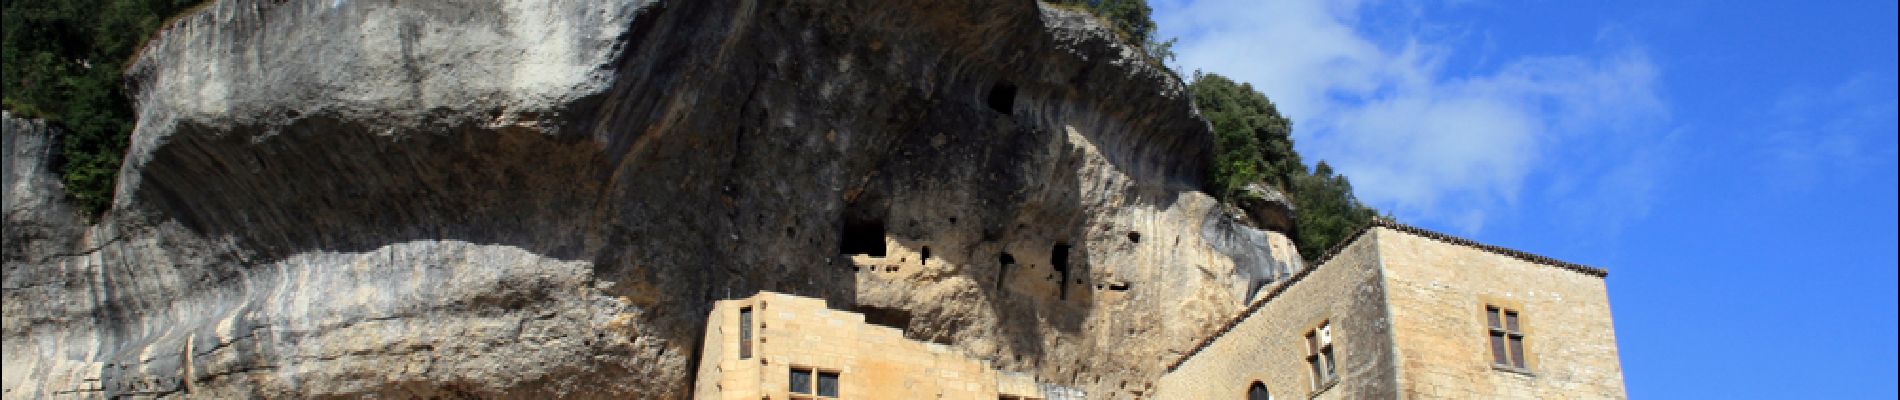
1188 71 1379 262
1 0 209 216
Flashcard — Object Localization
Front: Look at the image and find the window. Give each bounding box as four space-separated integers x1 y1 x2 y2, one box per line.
739 307 753 359
817 371 839 397
789 367 839 398
789 368 812 395
1487 306 1528 370
1305 321 1337 389
1247 381 1271 400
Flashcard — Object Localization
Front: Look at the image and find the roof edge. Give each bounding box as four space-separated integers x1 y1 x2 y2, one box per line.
1161 217 1606 373
1367 218 1608 278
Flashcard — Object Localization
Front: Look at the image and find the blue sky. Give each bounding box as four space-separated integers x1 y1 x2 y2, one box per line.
1152 0 1898 397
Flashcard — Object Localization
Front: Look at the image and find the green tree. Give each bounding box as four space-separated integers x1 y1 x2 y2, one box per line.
1187 72 1378 261
3 0 209 215
1288 161 1378 260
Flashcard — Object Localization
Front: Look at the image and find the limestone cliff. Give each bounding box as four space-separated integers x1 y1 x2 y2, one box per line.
1 0 1302 398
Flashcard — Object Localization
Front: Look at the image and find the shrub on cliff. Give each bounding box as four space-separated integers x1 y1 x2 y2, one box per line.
1188 71 1378 261
2 0 208 216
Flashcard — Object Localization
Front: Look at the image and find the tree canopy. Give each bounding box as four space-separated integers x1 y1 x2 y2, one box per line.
2 0 208 216
1188 71 1379 261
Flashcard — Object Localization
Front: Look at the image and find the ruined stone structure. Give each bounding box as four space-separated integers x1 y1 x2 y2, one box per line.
692 291 1082 400
1155 220 1627 399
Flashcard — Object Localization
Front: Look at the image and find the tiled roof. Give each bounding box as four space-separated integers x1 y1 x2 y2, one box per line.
1162 218 1604 373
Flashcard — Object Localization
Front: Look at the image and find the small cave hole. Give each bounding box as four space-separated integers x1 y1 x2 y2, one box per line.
920 246 932 265
987 81 1018 114
1108 282 1130 291
996 252 1016 291
1052 243 1072 299
1127 231 1141 243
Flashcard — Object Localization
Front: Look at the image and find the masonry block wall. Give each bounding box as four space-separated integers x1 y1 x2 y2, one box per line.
1377 228 1627 399
693 292 1055 400
1156 223 1627 400
1155 231 1400 399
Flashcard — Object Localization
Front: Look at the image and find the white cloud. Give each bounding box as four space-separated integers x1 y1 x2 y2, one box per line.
1760 72 1899 188
1155 0 1669 233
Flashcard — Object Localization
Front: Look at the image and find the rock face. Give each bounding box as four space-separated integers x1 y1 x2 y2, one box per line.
1 1 1301 398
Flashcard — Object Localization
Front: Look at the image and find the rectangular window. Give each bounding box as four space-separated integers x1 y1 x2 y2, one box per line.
789 367 839 398
739 307 753 359
789 368 813 395
1305 321 1337 390
816 371 840 397
1487 306 1529 369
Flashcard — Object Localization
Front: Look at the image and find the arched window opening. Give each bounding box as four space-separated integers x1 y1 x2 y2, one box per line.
1247 381 1271 400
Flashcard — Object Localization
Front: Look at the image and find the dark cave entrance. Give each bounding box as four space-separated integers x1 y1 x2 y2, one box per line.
987 81 1018 114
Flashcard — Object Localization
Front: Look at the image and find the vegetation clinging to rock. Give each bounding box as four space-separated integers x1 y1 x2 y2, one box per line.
1188 71 1379 261
1 0 208 216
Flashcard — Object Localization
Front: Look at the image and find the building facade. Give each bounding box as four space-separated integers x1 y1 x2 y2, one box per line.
1156 220 1627 399
693 291 1081 400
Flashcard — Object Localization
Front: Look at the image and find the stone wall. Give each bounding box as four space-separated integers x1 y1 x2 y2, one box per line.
1156 221 1627 399
694 292 1059 400
1154 230 1399 399
1376 228 1627 399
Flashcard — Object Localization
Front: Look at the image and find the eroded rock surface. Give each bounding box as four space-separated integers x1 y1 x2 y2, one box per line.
2 1 1301 398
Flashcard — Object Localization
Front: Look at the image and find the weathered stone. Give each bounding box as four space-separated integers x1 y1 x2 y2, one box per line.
3 1 1291 398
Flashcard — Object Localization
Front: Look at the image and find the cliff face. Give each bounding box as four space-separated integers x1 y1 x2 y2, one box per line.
1 1 1301 398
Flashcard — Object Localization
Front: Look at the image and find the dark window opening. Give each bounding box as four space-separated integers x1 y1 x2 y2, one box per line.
1052 243 1072 299
840 217 887 257
816 371 840 397
1487 306 1529 369
1107 282 1129 291
739 307 753 359
790 368 813 394
1306 322 1337 389
1248 381 1271 400
987 81 1018 114
920 246 931 265
1127 231 1141 243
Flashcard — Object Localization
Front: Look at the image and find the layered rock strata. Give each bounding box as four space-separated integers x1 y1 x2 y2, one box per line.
1 0 1301 398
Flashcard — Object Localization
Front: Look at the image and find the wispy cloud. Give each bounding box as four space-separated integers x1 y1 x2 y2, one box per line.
1760 72 1899 189
1154 0 1671 234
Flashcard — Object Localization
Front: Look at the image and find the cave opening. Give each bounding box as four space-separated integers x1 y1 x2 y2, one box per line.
1052 243 1072 299
920 246 931 265
840 216 887 257
997 252 1017 291
987 81 1018 114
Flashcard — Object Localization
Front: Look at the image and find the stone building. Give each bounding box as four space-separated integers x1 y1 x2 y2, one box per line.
693 291 1083 400
1155 219 1627 399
